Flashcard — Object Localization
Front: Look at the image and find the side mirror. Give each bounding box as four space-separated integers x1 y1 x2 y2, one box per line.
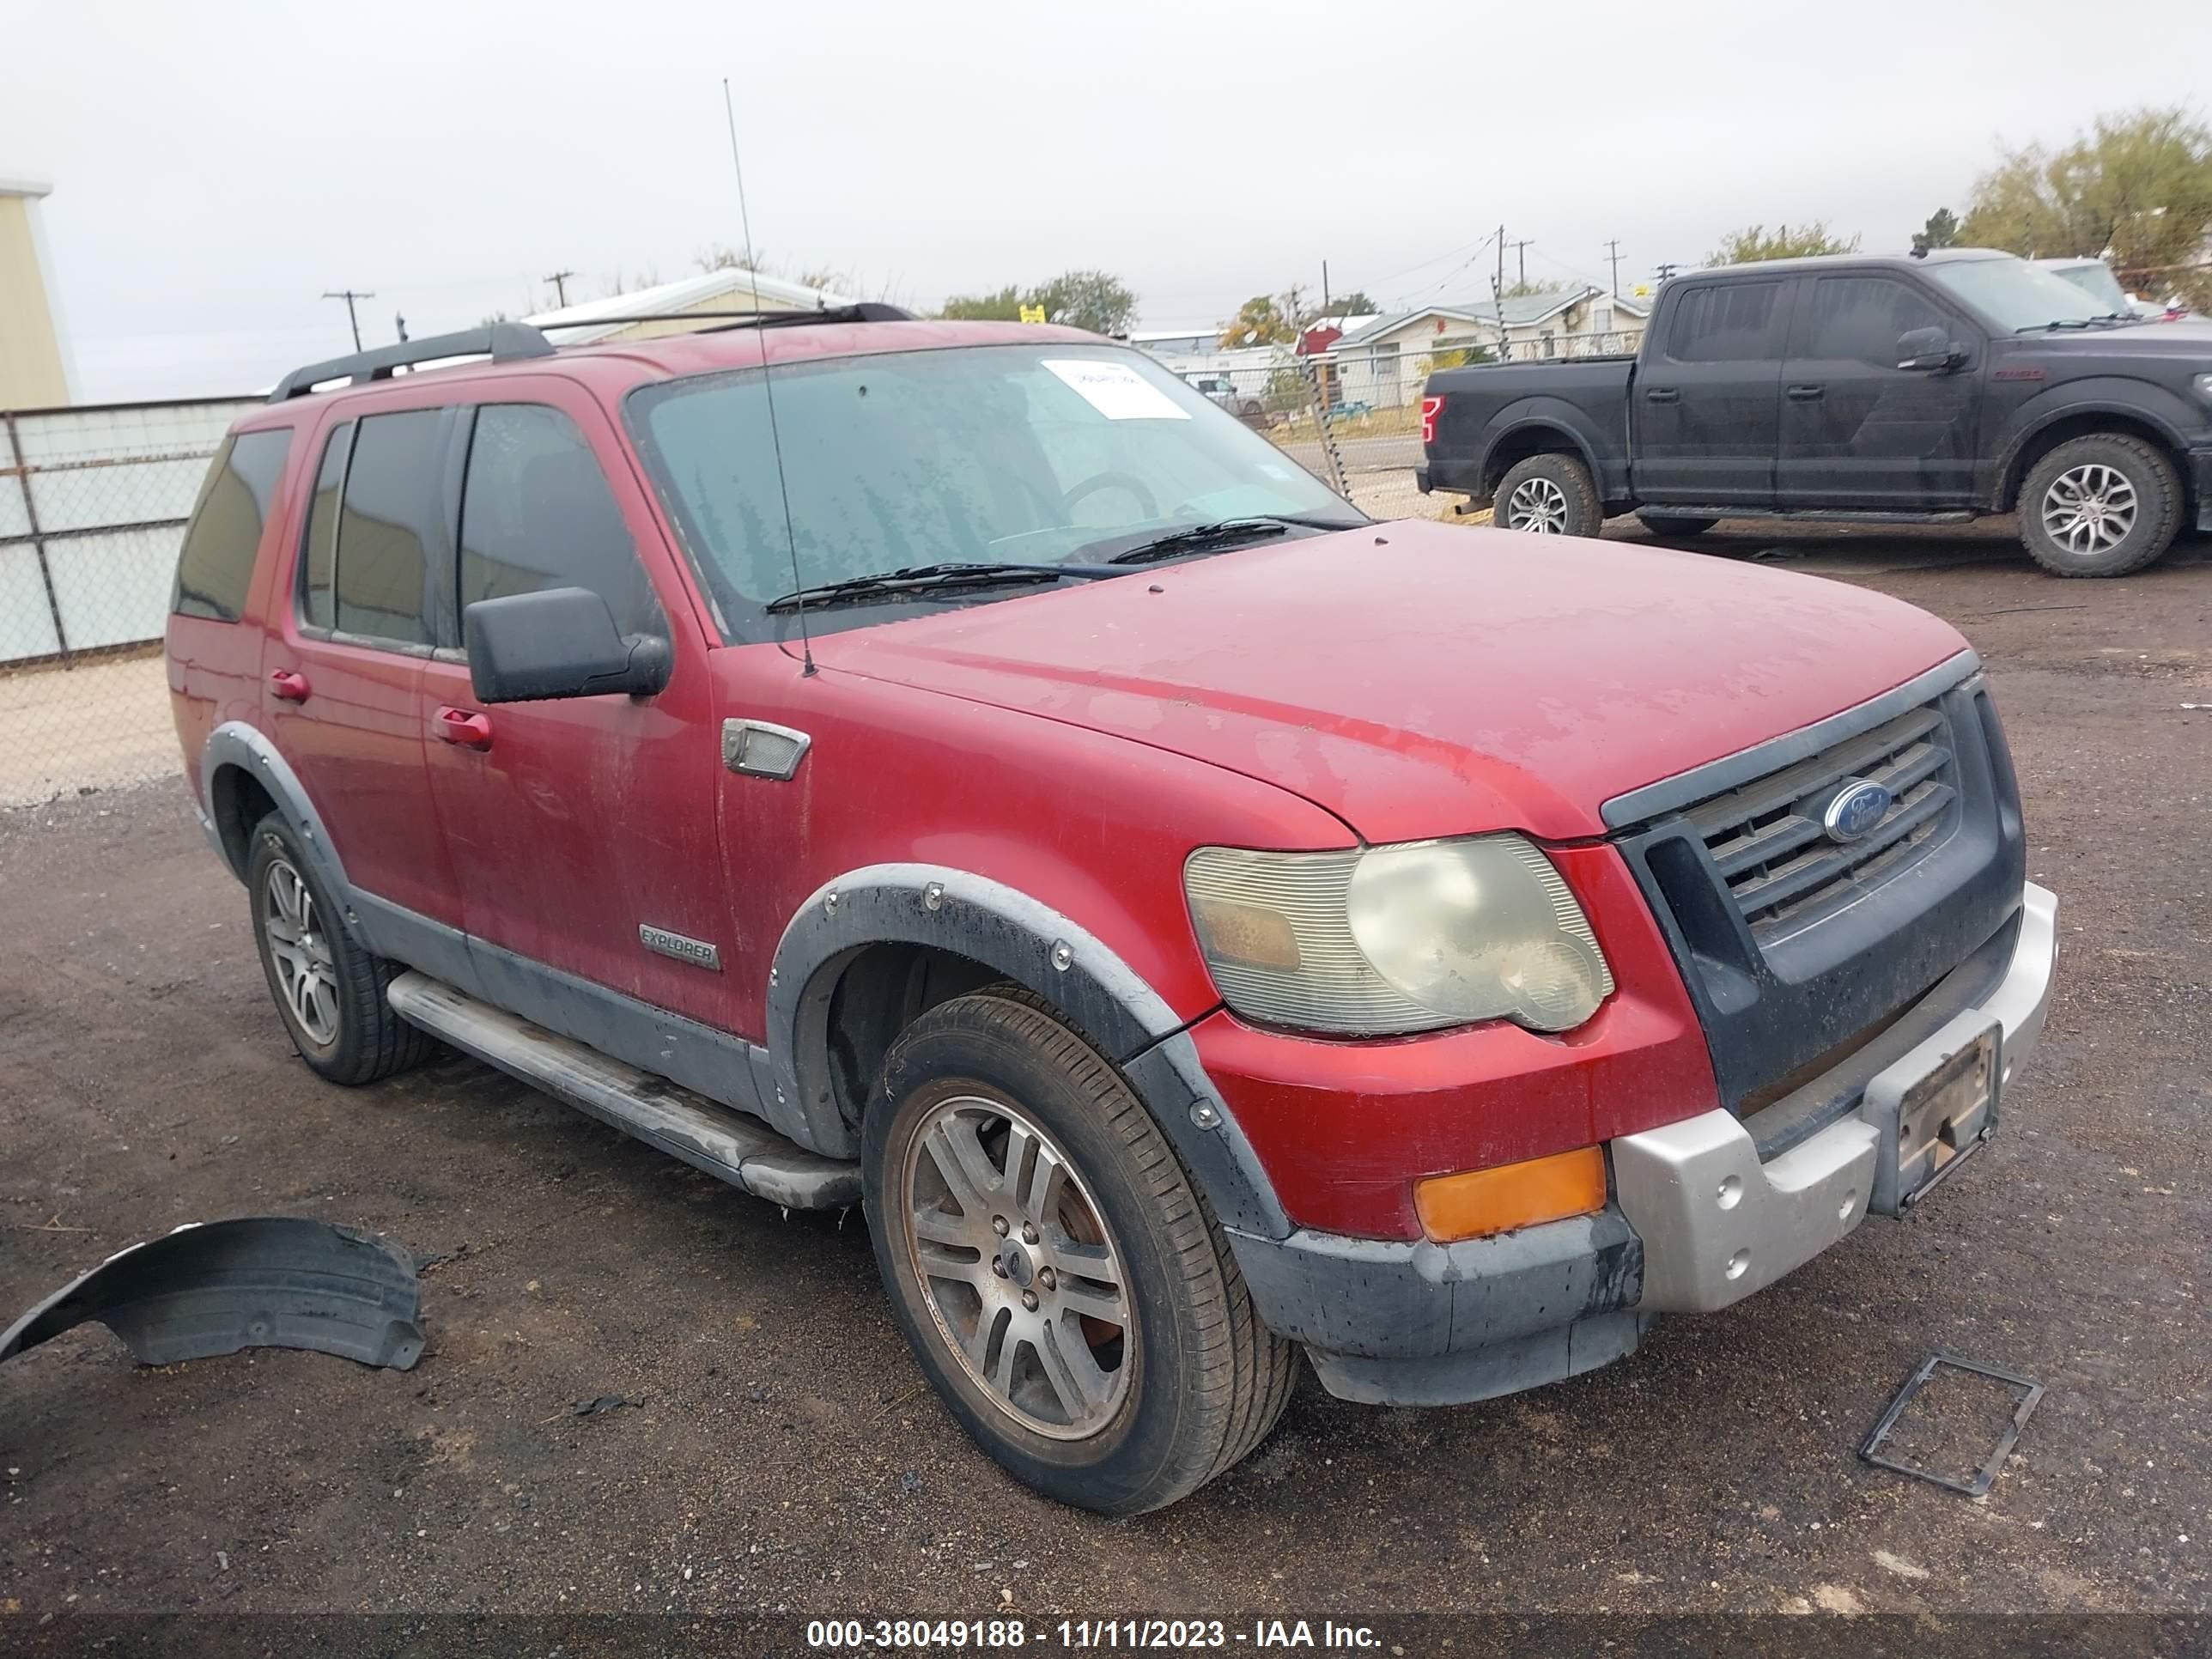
463 586 671 705
1897 325 1961 372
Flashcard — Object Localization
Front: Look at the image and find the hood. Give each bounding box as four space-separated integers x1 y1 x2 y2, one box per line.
812 521 1970 843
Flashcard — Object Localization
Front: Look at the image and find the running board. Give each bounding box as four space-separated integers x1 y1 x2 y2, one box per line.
386 972 860 1211
1638 507 1976 526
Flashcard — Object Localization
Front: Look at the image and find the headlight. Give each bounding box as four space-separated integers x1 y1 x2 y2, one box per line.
1183 836 1614 1036
2194 371 2212 406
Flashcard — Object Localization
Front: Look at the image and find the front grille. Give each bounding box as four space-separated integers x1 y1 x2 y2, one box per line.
1682 701 1960 943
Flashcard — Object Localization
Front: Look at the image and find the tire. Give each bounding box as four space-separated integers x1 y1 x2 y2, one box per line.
245 811 435 1086
1638 513 1720 538
1493 452 1602 538
861 987 1296 1516
2018 434 2182 577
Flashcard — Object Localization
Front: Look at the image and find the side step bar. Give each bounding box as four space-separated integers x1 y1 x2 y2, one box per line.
386 972 860 1211
1637 507 1976 526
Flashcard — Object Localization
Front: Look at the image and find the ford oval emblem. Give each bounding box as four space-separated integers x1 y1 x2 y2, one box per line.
1822 779 1893 843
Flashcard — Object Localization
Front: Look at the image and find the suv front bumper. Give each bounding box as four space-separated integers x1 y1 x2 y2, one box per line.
1224 882 2057 1406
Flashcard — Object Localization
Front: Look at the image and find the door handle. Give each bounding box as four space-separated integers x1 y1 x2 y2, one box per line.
269 668 312 703
1644 387 1680 404
434 705 494 750
1787 384 1826 400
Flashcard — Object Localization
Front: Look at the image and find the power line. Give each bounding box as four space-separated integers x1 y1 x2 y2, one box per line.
543 269 577 307
321 289 374 351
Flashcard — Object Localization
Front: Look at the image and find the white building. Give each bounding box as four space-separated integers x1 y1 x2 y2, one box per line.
1327 289 1650 409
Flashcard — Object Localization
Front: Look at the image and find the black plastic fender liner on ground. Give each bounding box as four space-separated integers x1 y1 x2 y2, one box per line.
0 1217 425 1371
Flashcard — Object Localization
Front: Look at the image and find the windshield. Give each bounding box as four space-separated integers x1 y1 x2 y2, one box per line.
1928 257 2125 330
625 343 1359 639
2043 260 2132 313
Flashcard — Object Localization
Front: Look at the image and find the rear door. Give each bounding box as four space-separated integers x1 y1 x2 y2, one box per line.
1776 271 1981 507
417 381 733 1030
1630 276 1793 506
264 404 462 929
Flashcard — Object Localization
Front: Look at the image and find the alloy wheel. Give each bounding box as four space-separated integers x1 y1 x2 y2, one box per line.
2040 463 2138 556
1505 476 1571 533
262 857 339 1045
899 1093 1133 1440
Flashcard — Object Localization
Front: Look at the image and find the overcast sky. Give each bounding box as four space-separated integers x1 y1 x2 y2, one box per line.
5 0 2209 401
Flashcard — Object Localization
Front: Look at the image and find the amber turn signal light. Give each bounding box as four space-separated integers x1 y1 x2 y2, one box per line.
1413 1146 1607 1243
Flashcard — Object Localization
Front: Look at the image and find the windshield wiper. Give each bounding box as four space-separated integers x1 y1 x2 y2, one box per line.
1101 514 1355 567
2016 318 2095 332
764 561 1119 614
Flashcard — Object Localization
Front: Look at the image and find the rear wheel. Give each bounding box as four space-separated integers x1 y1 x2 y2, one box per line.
246 812 434 1085
861 988 1295 1515
1638 513 1720 538
1494 453 1601 538
2018 434 2182 577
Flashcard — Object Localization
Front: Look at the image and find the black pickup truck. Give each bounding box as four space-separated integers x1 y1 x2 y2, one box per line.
1418 248 2212 576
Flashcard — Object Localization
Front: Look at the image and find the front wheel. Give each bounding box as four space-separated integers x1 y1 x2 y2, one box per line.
2018 434 2182 577
862 988 1296 1515
1493 453 1602 538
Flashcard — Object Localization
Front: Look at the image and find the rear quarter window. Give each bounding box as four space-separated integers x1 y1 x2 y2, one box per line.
171 428 294 621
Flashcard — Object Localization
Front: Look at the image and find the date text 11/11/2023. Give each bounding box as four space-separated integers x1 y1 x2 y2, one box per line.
805 1618 1395 1650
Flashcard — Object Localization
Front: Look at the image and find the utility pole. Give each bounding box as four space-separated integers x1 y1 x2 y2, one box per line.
1655 262 1680 283
394 312 409 343
322 289 374 351
1321 259 1330 313
1509 239 1533 288
544 269 576 307
1496 225 1506 302
1605 240 1623 297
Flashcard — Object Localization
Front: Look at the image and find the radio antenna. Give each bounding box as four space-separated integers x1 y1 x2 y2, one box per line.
722 76 813 675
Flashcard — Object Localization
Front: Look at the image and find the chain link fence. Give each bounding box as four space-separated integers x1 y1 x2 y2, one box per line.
1 398 258 808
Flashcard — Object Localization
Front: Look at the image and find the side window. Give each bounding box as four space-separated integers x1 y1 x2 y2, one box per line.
1803 276 1948 367
172 428 293 621
298 420 352 631
334 410 445 646
459 404 660 638
1664 281 1784 363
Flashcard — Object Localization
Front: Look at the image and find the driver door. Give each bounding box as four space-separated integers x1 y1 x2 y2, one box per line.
418 380 738 1031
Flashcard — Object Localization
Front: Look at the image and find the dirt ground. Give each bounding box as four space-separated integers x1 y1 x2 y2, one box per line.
1 523 2207 1627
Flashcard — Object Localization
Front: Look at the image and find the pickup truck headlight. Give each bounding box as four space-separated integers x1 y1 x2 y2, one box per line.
1183 836 1614 1036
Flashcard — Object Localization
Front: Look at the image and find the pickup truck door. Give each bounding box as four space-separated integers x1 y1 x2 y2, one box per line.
1777 272 1981 508
1630 276 1793 506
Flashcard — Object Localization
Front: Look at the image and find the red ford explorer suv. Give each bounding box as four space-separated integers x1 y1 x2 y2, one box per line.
166 307 2057 1514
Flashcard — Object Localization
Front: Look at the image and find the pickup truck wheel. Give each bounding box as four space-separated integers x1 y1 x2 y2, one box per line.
246 811 434 1086
862 987 1296 1515
1638 513 1719 538
2019 434 2182 577
1495 453 1601 538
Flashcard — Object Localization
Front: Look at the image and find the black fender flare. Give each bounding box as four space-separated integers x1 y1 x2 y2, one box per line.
1476 402 1613 501
198 720 364 936
1989 381 2200 508
765 864 1291 1238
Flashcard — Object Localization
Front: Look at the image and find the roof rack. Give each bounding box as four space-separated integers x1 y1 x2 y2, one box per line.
267 304 921 403
531 302 917 333
268 323 556 402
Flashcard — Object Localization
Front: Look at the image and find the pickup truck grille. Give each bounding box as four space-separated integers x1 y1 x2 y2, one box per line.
1682 702 1960 943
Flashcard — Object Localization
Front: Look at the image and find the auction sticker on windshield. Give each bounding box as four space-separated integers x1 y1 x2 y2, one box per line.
1042 358 1192 421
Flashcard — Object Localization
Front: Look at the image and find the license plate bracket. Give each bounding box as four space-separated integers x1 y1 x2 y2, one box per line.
1863 1018 2001 1216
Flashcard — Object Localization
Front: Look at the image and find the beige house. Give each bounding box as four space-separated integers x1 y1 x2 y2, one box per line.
1327 289 1650 409
0 176 75 410
523 266 853 344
